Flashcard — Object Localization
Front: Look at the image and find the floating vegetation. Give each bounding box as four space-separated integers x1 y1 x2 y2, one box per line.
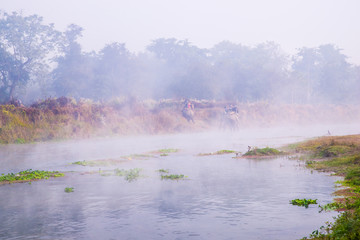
72 158 126 167
158 148 179 153
157 169 169 173
114 168 142 182
64 187 74 193
242 147 285 157
149 148 179 155
161 174 185 180
122 154 155 160
0 169 64 184
290 198 318 208
198 149 236 156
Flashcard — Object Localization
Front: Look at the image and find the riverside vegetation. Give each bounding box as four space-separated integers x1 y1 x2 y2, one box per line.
288 135 360 239
1 97 360 144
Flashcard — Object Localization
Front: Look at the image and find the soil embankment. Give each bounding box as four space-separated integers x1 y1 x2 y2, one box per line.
1 97 360 144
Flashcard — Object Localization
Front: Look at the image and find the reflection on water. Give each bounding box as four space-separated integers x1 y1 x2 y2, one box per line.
1 125 358 239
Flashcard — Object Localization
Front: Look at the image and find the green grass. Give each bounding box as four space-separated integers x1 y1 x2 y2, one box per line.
0 169 64 183
64 187 74 193
290 198 317 208
161 174 185 180
158 148 179 153
114 168 142 182
243 147 284 156
72 158 126 166
198 149 236 156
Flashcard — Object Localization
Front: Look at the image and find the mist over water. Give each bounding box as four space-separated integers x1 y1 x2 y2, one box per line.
1 124 359 239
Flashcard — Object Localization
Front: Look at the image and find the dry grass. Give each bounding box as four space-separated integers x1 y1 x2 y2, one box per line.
1 98 360 144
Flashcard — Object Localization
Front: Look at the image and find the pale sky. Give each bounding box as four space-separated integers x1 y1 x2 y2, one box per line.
1 0 360 64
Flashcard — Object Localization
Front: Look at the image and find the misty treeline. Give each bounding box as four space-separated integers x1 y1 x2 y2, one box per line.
1 11 359 105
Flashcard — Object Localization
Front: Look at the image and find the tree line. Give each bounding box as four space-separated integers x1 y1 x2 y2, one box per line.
1 10 359 104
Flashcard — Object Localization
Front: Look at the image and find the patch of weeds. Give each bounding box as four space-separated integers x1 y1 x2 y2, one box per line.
319 202 342 212
290 198 317 208
157 169 169 173
114 168 142 182
161 174 185 180
243 147 285 157
14 138 26 144
64 187 74 193
123 154 155 160
160 153 168 157
72 158 126 166
198 149 236 156
158 149 179 153
0 169 64 184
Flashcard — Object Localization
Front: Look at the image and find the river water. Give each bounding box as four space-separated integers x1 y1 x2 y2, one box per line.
0 124 359 240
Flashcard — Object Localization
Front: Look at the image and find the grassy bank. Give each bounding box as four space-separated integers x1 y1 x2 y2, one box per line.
288 135 360 239
1 97 360 144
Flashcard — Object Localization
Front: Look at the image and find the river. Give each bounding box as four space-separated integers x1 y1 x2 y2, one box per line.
0 124 359 240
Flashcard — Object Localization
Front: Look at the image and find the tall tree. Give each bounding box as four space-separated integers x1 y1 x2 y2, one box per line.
0 11 61 102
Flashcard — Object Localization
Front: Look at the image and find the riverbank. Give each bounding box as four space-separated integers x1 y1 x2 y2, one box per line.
1 97 360 144
287 134 360 239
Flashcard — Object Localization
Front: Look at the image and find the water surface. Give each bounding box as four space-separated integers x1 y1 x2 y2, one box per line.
1 125 358 240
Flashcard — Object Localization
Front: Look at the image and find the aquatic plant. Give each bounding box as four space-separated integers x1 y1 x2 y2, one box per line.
122 154 155 160
72 158 126 166
0 169 64 184
158 148 179 153
64 187 74 193
198 149 236 156
290 198 317 208
157 169 169 173
114 168 142 182
161 174 185 180
243 147 284 157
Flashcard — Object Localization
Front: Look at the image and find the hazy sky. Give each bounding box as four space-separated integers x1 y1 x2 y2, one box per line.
1 0 360 64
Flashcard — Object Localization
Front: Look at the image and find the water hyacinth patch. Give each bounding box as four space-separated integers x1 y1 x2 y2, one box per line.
290 198 317 208
64 187 74 193
114 168 142 182
0 169 64 184
161 174 186 180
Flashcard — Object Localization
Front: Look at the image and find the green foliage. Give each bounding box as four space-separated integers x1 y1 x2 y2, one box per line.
158 148 179 153
290 198 317 208
243 147 283 156
319 202 342 212
114 168 142 182
157 169 169 173
345 167 360 186
161 174 185 180
64 187 74 193
14 138 25 144
0 169 64 183
198 149 236 156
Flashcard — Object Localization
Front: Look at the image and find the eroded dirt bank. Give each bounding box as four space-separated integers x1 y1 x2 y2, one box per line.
1 97 359 144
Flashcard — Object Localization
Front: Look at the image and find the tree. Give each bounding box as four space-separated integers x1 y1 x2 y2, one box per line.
0 11 61 103
292 44 353 103
147 38 212 99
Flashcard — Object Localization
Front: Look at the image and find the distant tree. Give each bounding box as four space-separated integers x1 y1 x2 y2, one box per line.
292 44 353 103
0 11 61 103
94 42 132 98
147 38 212 99
52 24 99 99
210 41 289 101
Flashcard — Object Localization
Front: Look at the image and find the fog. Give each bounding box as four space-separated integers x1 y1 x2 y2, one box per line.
1 1 360 104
